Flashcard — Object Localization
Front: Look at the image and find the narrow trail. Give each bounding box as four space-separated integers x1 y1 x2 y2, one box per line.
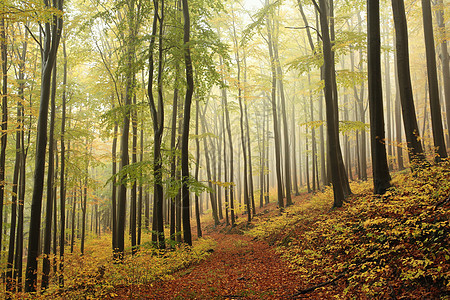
114 195 311 299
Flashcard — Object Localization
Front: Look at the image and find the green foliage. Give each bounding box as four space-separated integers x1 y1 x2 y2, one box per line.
248 161 450 298
17 236 217 299
241 0 282 45
339 120 369 133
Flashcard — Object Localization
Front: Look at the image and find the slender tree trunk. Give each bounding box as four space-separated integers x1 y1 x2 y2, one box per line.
111 103 118 254
131 93 138 254
368 0 391 195
200 103 220 225
169 68 179 241
273 34 292 206
421 0 447 161
59 40 67 287
434 0 450 145
81 170 88 254
42 59 57 290
181 0 193 244
391 0 426 163
316 0 345 207
221 57 235 226
194 100 202 237
243 53 255 215
25 1 63 290
266 12 284 209
0 16 7 261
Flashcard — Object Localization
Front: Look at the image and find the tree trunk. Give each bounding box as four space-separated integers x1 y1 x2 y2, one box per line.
169 67 179 241
368 0 391 194
421 0 447 161
221 56 236 226
273 34 292 206
316 0 345 207
181 0 193 245
111 103 118 254
42 59 57 290
391 0 426 163
25 1 63 290
200 105 220 225
59 39 67 287
81 170 88 254
434 0 450 145
0 16 7 262
266 12 284 209
194 100 202 237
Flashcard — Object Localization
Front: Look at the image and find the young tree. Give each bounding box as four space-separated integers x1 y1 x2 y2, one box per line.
367 0 391 194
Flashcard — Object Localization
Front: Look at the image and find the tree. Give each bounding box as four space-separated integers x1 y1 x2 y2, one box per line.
0 13 8 261
41 59 57 290
231 9 251 222
25 0 64 291
181 0 193 245
367 0 391 194
266 4 284 209
391 0 426 164
434 0 450 144
421 0 447 162
315 0 346 207
148 0 165 249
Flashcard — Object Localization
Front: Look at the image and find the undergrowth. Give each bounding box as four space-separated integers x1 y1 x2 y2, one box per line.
248 161 450 299
9 237 216 299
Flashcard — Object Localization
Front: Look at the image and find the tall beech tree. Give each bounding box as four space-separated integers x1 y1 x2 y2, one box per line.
148 0 165 248
391 0 426 164
421 0 447 161
266 6 284 209
25 0 64 291
434 0 450 143
0 14 7 258
181 0 193 245
41 59 57 290
367 0 391 195
316 0 345 207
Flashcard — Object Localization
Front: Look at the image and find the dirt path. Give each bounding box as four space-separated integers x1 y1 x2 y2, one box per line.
113 200 309 299
114 233 303 299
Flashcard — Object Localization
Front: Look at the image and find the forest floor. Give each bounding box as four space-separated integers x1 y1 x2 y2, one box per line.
111 195 313 300
109 161 450 299
9 162 449 299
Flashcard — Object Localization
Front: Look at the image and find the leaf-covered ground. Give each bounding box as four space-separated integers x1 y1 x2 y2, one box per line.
13 162 448 299
111 161 449 299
